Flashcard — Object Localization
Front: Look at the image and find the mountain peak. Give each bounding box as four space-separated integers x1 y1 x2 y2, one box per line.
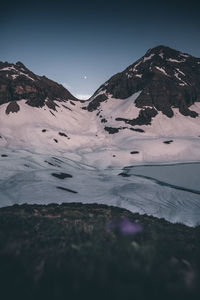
144 45 191 61
16 61 26 68
147 45 178 53
87 45 200 123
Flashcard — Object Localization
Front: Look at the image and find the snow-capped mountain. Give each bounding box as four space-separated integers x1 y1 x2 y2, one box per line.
87 45 200 132
1 45 200 162
1 46 200 226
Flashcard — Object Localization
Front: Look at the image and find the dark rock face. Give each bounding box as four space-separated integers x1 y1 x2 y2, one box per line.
104 127 120 134
163 140 173 144
116 108 158 126
87 94 108 111
101 118 107 123
62 104 72 111
45 98 59 111
58 132 68 137
5 101 20 114
130 128 145 133
88 45 200 125
0 61 77 108
129 107 158 126
51 172 73 179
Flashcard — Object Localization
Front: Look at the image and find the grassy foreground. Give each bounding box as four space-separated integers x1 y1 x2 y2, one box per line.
0 203 200 300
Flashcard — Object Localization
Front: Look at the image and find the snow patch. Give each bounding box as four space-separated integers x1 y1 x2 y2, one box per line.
135 74 142 78
155 67 169 76
180 53 189 58
18 72 35 81
167 58 185 63
174 72 188 86
11 75 19 79
130 60 142 72
0 66 17 72
0 66 35 81
126 73 133 79
143 53 155 62
176 68 185 76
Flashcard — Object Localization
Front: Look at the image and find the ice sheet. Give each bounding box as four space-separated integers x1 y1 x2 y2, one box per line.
0 149 200 227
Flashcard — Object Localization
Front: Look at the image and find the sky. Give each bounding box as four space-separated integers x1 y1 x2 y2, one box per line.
1 0 200 99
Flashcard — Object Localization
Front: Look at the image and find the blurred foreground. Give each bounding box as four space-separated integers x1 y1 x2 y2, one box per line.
0 203 200 300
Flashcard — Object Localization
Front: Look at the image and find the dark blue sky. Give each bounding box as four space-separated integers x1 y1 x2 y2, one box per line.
1 0 200 99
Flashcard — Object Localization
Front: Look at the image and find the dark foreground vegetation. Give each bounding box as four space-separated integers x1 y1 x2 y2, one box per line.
0 203 200 300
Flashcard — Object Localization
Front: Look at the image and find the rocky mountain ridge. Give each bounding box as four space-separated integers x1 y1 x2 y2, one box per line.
0 61 77 109
87 46 200 126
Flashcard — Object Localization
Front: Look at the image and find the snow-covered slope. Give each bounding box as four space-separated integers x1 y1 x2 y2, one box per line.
1 94 200 169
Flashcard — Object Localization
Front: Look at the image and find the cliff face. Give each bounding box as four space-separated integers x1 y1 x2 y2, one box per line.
0 61 77 107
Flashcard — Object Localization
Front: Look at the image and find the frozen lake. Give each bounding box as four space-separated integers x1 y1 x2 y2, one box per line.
125 162 200 194
0 148 200 227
